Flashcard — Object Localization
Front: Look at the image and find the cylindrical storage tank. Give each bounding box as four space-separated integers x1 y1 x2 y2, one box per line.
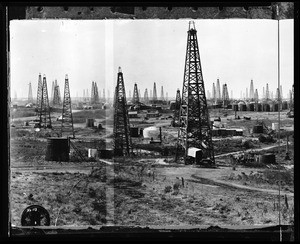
259 154 276 164
88 149 97 158
272 122 279 131
253 125 264 133
282 101 288 110
86 118 94 127
45 138 69 162
232 104 238 111
238 102 246 111
248 102 255 111
262 103 270 112
130 127 139 137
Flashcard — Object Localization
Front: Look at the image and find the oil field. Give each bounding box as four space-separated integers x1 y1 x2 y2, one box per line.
9 20 294 228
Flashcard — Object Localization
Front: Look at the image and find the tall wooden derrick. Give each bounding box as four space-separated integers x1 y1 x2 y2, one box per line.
222 83 229 108
144 88 149 104
152 82 157 102
28 82 33 104
254 89 259 111
172 89 181 127
60 74 75 138
91 81 95 104
176 21 215 165
37 75 52 128
113 67 132 157
250 79 254 100
36 73 43 110
52 84 61 107
132 83 139 104
160 86 164 101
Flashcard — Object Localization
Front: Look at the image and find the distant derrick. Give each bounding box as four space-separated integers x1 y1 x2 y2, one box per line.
132 83 139 104
52 81 61 107
176 21 215 165
265 83 270 100
152 82 157 101
216 78 221 102
28 82 33 104
91 81 99 104
36 73 43 110
37 75 52 128
160 86 164 101
250 79 254 100
212 83 216 103
144 88 149 104
222 83 229 108
113 67 132 156
172 89 181 127
60 74 75 138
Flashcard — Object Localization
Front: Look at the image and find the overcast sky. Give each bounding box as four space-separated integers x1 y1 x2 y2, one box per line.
10 19 293 100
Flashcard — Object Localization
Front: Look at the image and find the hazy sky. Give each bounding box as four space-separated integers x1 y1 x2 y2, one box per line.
10 19 293 100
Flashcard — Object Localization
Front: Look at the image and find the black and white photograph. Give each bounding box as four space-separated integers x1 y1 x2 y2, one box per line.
7 5 295 239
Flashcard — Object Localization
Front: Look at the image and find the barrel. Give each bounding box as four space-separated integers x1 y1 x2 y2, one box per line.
253 125 264 133
45 138 69 162
259 154 276 164
86 118 94 127
88 149 97 158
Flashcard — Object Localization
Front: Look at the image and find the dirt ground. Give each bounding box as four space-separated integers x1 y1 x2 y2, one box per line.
9 107 294 227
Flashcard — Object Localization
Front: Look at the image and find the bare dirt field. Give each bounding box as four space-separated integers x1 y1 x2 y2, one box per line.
10 107 294 227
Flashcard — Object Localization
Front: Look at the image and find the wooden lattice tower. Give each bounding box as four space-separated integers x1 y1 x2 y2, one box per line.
172 89 181 126
216 78 221 102
91 81 95 104
266 83 270 100
160 86 164 100
152 82 157 101
36 73 43 110
60 74 75 138
53 84 61 107
212 83 216 103
38 75 52 128
222 83 229 108
250 79 254 100
176 21 215 164
28 82 33 104
132 83 139 104
144 88 149 104
113 67 132 156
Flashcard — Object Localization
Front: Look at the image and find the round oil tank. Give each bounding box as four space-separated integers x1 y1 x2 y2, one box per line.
45 138 69 162
86 118 94 127
259 154 276 164
253 125 264 133
282 101 288 110
248 102 255 111
262 103 270 112
256 103 262 112
232 104 238 111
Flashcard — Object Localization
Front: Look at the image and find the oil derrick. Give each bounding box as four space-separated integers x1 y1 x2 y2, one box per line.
50 81 55 104
222 83 229 108
144 88 149 104
95 83 99 103
60 74 75 138
172 89 181 127
152 82 157 101
166 92 168 102
86 88 89 103
91 81 95 104
250 79 254 100
160 86 164 100
212 83 216 103
254 89 259 111
265 83 270 100
28 82 33 104
53 84 61 107
150 90 152 100
113 67 132 156
216 78 221 102
246 88 248 100
36 73 43 110
38 75 52 128
132 83 139 104
176 21 215 165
